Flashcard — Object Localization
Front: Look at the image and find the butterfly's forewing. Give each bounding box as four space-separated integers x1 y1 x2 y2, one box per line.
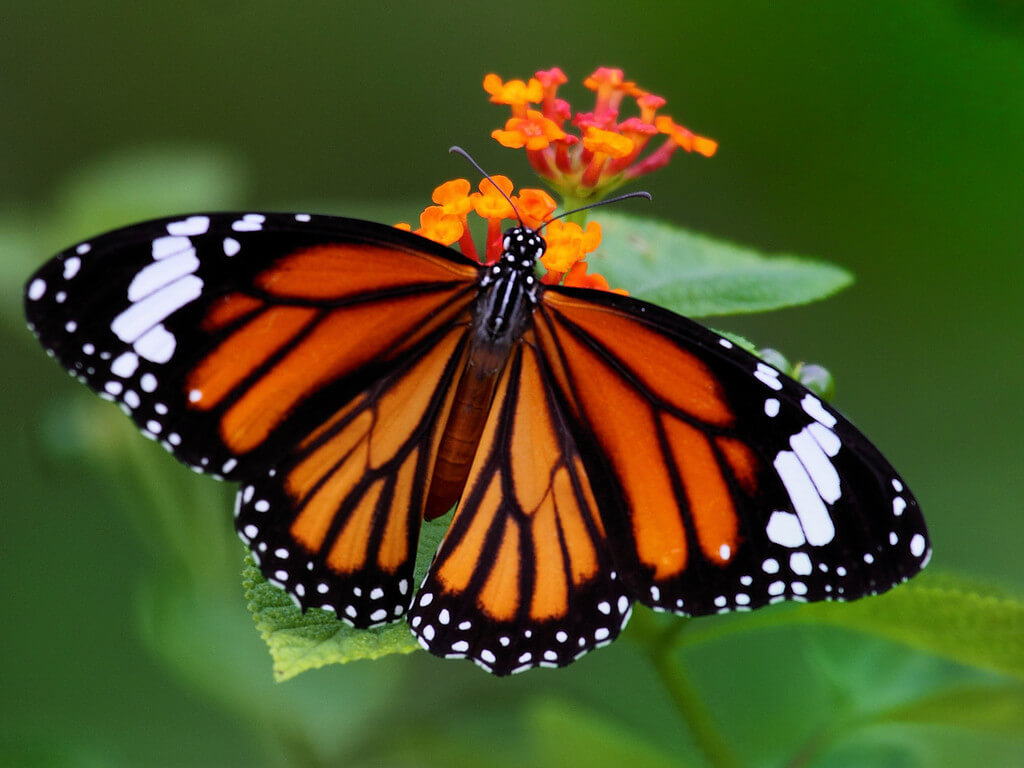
410 336 629 674
25 213 482 623
25 213 479 475
534 288 930 617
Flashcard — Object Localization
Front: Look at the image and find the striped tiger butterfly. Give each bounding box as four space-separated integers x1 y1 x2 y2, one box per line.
24 190 929 676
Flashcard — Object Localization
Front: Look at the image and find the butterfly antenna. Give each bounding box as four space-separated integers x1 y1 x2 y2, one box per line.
448 146 524 226
540 190 653 231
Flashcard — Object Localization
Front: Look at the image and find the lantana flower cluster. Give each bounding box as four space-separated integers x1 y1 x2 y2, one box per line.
396 67 717 294
396 176 622 292
486 67 717 202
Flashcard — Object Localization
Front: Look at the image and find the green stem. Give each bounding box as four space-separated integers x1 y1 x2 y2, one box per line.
633 612 742 768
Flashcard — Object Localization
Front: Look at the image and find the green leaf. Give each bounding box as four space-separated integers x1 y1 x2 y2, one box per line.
526 699 697 768
588 212 853 317
872 683 1024 737
799 572 1024 680
245 510 453 681
685 571 1024 680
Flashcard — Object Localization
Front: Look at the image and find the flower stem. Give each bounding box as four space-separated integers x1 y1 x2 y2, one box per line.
632 612 742 768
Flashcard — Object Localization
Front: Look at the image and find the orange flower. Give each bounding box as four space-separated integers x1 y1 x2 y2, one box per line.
541 220 602 273
692 135 719 158
582 126 634 158
483 74 542 118
583 66 638 114
415 206 463 246
470 175 516 220
487 67 717 199
513 188 557 229
655 116 719 157
636 93 666 124
491 110 567 151
399 174 622 293
563 261 627 295
431 178 474 216
535 67 568 104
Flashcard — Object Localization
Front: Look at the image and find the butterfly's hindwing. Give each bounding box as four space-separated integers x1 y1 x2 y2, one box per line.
236 320 472 626
410 338 629 674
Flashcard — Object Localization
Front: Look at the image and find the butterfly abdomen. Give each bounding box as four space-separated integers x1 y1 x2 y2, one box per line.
424 339 506 520
424 232 544 520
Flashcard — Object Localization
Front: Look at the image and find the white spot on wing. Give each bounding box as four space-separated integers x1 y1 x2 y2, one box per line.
28 279 46 300
76 243 91 255
910 533 926 557
112 275 202 344
789 551 812 575
773 451 835 545
134 324 176 363
807 422 841 457
223 237 241 256
801 393 837 428
152 235 193 260
755 363 783 391
790 427 841 504
764 398 780 417
766 511 806 547
128 250 200 301
63 256 82 279
167 215 210 236
232 213 265 232
110 352 140 378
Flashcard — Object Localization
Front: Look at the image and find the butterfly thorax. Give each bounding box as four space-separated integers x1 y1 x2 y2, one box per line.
423 227 545 519
475 226 544 345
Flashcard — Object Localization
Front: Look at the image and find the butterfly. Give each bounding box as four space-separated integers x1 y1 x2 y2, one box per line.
24 209 930 675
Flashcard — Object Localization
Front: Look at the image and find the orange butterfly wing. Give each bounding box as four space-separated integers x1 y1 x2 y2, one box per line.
26 213 481 624
532 288 928 617
236 319 470 625
27 212 930 673
410 333 628 673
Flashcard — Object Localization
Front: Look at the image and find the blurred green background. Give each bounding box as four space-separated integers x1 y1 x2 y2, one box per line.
2 2 1022 766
